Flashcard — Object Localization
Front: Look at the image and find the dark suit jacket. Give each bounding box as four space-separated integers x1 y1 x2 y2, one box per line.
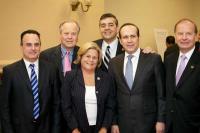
94 39 124 71
0 59 60 133
108 51 165 133
164 44 179 61
61 68 115 133
40 44 79 87
165 46 200 133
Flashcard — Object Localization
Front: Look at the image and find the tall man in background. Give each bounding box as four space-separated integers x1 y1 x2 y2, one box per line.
94 13 124 71
109 23 165 133
0 29 60 133
40 20 80 133
165 18 200 133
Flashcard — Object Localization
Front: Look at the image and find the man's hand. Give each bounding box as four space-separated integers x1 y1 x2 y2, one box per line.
72 128 81 133
142 46 155 54
155 122 165 133
98 127 107 133
111 125 120 133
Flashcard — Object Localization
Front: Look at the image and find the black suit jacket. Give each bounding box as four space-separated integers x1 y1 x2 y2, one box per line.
165 46 200 133
61 68 115 133
108 51 165 133
0 59 60 133
40 44 79 87
94 39 124 71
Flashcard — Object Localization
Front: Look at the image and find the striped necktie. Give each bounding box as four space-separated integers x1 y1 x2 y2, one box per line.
29 64 40 119
104 46 111 69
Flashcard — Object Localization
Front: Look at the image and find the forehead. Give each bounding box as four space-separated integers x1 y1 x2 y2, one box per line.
176 21 195 32
120 25 137 35
22 33 40 41
100 17 116 24
61 22 79 32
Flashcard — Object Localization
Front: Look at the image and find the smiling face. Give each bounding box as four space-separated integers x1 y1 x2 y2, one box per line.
60 22 79 50
119 25 139 54
21 33 41 62
175 20 197 53
99 17 118 44
81 49 99 72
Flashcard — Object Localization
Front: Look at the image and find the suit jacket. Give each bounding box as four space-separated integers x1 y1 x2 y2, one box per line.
40 44 79 88
108 51 165 133
94 39 124 71
165 46 200 133
61 68 115 133
0 59 60 133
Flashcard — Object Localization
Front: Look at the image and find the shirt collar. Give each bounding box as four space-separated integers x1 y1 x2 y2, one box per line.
61 45 74 58
102 37 118 51
23 58 39 69
125 48 140 59
179 46 195 60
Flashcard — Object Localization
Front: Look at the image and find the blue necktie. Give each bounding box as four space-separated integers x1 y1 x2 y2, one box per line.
125 55 133 90
29 64 40 119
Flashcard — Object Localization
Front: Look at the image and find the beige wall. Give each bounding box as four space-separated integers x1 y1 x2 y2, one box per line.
0 0 104 65
105 0 200 55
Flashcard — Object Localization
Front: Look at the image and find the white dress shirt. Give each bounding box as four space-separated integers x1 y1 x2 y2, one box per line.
102 38 118 59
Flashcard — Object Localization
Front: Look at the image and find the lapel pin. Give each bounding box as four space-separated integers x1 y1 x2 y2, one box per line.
190 65 195 69
96 91 98 94
97 77 100 80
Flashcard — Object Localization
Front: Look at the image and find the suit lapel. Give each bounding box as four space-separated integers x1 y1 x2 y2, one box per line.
117 54 131 92
176 49 200 88
132 52 146 91
38 59 46 93
53 45 64 80
18 59 32 93
95 69 102 92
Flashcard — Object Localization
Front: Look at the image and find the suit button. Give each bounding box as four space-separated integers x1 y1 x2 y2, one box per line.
170 110 174 113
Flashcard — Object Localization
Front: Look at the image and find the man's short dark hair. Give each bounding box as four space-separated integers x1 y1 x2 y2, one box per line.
119 23 140 38
174 18 198 34
166 36 175 45
99 13 118 26
20 29 40 46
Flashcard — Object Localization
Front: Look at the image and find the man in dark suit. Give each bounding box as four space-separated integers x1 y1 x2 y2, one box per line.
94 13 124 71
108 23 165 133
165 18 200 133
40 20 80 86
40 20 80 133
0 29 60 133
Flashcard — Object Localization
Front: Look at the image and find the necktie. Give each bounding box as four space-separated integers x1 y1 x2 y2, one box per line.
176 54 187 85
29 64 40 119
64 51 71 74
125 55 133 90
104 46 111 69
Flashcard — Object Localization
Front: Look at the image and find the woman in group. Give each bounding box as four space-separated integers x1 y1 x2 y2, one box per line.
61 42 115 133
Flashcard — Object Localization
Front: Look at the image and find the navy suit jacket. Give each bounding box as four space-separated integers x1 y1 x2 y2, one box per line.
0 59 60 133
94 39 124 71
61 68 115 133
165 45 200 133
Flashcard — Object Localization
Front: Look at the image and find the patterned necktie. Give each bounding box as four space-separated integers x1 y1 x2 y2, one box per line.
29 64 40 119
64 51 71 74
176 54 187 85
125 55 133 90
104 46 111 69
